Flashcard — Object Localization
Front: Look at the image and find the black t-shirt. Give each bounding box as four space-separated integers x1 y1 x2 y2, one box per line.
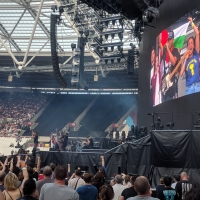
162 47 180 98
158 187 178 200
121 186 137 200
34 135 38 143
175 180 192 200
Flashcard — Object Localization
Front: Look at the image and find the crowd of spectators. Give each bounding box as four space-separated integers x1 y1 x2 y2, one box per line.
0 153 198 200
0 92 48 136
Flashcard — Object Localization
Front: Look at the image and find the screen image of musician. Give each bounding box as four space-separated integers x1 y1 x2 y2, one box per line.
150 6 200 106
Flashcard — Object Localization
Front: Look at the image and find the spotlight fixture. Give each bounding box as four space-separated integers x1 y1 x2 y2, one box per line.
71 43 76 51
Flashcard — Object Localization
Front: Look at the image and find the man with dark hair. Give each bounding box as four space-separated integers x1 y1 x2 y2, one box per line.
158 176 177 200
68 169 85 190
127 176 159 200
113 175 126 200
77 173 98 200
120 175 138 200
36 166 54 194
175 172 192 200
39 165 79 200
171 175 180 189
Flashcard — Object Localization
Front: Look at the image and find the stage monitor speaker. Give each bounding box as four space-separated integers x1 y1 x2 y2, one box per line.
49 148 59 151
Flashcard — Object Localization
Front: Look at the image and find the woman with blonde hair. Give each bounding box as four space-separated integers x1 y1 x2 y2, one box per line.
3 167 28 200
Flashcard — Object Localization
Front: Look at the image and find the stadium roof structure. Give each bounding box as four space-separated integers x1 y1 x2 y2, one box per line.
0 0 139 91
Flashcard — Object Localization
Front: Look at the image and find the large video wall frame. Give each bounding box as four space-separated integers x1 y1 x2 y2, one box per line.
138 0 200 130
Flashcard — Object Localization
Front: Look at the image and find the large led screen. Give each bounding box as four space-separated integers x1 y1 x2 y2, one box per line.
150 7 200 106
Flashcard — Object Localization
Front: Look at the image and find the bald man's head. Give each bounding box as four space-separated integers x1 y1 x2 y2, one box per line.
180 172 189 181
134 176 150 195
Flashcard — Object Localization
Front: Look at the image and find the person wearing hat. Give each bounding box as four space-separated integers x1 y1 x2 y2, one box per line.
180 17 200 95
159 29 180 102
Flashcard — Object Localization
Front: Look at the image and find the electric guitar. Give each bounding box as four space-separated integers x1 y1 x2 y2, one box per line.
161 51 189 96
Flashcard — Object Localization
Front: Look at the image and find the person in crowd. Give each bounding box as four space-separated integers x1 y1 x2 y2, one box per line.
120 175 138 200
0 172 5 192
127 176 159 200
159 30 180 102
110 173 118 186
158 176 177 200
2 167 29 200
180 17 200 95
68 169 85 190
65 172 72 186
36 166 53 194
175 172 192 200
77 173 98 200
123 175 131 187
185 182 200 200
0 190 3 200
171 175 180 189
39 165 79 200
91 172 105 192
17 179 38 200
0 161 6 192
38 168 44 181
50 163 56 180
156 177 165 197
99 184 114 200
112 174 126 200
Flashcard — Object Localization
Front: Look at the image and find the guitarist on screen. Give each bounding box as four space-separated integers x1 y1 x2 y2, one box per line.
159 30 180 102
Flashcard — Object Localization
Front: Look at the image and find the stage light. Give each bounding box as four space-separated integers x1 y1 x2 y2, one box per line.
118 32 123 40
105 34 109 40
104 21 109 27
111 59 114 64
117 58 121 63
111 46 114 51
71 43 76 51
84 30 89 37
111 33 115 39
105 59 108 64
112 20 116 25
130 43 136 49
